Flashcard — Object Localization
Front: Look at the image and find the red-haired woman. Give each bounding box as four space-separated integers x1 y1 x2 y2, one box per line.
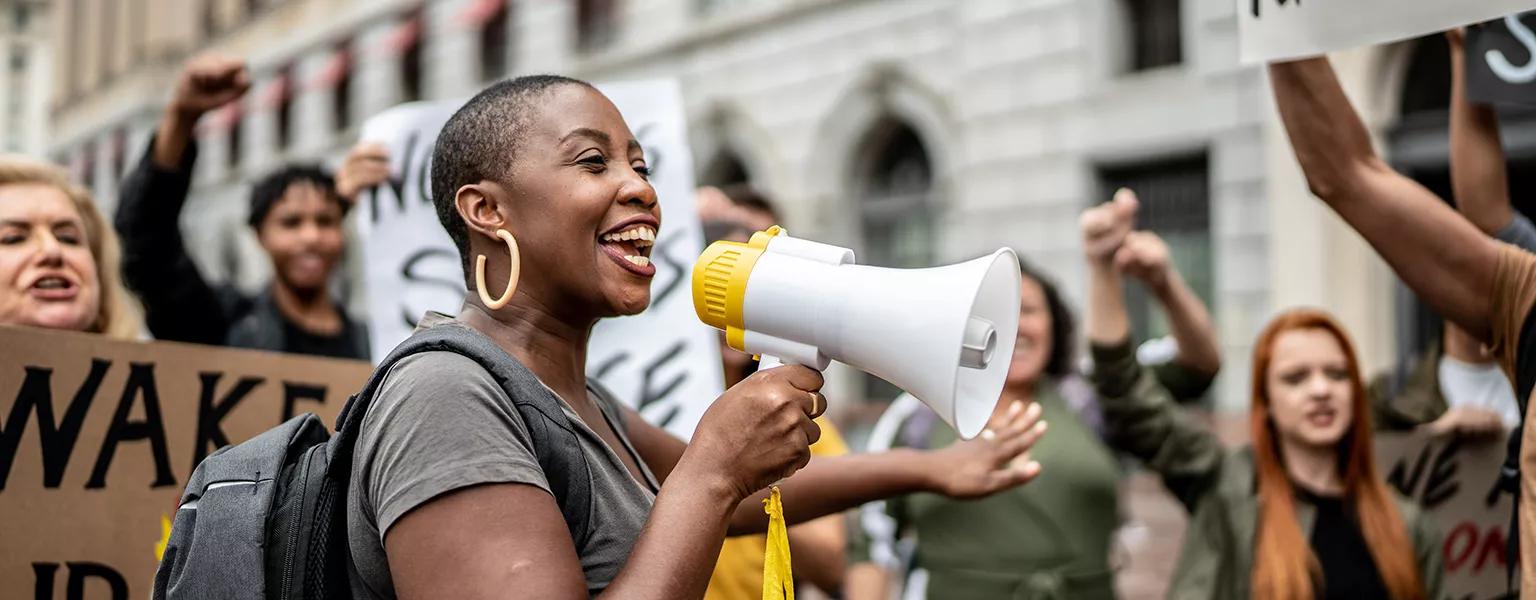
1084 201 1442 598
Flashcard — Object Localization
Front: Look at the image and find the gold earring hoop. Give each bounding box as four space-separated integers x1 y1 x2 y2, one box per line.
475 229 521 310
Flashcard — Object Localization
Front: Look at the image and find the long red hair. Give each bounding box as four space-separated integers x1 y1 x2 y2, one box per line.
1248 309 1423 599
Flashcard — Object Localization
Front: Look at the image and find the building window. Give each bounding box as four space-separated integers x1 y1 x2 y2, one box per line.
13 2 29 30
700 150 750 187
326 44 353 132
855 118 937 402
1124 0 1182 71
270 65 294 150
576 0 618 52
10 47 24 72
396 15 424 102
110 128 127 182
1097 153 1212 346
202 0 219 37
99 0 116 80
857 119 936 269
479 1 511 82
79 140 96 185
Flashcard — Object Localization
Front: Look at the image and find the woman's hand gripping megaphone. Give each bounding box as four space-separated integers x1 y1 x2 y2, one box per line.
686 365 827 501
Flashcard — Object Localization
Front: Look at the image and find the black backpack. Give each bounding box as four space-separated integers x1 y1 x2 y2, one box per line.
153 323 594 599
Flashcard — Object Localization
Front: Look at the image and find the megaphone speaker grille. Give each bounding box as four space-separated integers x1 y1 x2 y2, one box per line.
697 250 737 321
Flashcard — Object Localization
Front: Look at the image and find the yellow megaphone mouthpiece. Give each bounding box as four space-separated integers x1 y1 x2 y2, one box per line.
691 225 784 352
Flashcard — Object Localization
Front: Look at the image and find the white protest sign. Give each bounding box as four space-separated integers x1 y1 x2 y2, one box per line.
354 81 725 439
1239 0 1536 64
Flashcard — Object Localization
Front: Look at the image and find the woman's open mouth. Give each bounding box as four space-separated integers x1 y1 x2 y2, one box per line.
599 221 657 277
1305 406 1336 428
29 274 79 301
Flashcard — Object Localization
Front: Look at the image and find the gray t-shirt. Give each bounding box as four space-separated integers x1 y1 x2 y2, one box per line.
1498 211 1536 252
346 345 660 598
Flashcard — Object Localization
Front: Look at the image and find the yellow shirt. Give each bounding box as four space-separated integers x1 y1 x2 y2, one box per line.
704 417 849 600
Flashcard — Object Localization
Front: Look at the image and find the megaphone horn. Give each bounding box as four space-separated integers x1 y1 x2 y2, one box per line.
692 226 1022 439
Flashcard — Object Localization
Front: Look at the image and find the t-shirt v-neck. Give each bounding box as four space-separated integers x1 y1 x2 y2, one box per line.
545 382 659 493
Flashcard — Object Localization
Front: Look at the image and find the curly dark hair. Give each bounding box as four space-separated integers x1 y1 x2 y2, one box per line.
1017 258 1076 378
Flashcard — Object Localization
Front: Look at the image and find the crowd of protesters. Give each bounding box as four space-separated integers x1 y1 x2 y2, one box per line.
5 22 1536 599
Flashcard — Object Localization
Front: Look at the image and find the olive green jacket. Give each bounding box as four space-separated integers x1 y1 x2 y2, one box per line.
1090 341 1444 599
1369 340 1448 431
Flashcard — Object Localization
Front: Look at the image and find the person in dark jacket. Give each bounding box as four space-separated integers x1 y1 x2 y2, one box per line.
115 54 387 359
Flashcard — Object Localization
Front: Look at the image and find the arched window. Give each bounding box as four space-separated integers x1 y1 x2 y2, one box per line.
853 118 936 403
700 150 750 187
855 118 935 268
479 1 511 82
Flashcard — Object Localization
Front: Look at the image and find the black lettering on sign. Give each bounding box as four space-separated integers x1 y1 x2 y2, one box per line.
399 247 465 330
1251 0 1299 18
33 562 57 600
0 360 110 490
1386 437 1460 510
369 131 425 225
649 235 690 307
640 341 689 428
282 382 329 422
87 363 175 489
193 372 264 466
593 353 628 379
634 123 664 178
33 562 129 600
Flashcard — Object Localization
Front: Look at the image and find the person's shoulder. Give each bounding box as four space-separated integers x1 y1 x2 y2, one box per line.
383 351 500 388
1204 445 1256 501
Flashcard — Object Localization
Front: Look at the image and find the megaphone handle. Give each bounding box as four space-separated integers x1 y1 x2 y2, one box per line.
757 354 788 371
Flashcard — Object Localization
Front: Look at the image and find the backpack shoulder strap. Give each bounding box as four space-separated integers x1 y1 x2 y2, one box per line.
1498 310 1536 590
332 323 594 547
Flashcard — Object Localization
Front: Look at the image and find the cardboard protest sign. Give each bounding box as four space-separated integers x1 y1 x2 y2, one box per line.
1468 13 1536 107
0 325 371 600
354 81 725 440
1376 431 1516 600
1239 0 1536 64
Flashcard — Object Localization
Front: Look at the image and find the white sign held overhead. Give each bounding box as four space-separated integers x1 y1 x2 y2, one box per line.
1239 0 1536 64
354 81 724 439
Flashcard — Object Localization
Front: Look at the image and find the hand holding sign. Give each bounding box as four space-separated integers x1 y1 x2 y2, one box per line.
336 142 392 205
1423 406 1507 439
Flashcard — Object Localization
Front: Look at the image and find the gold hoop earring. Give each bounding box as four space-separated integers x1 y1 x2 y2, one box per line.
475 229 521 310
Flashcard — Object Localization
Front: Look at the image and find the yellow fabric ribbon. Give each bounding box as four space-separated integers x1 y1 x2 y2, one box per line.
155 513 172 561
761 486 794 600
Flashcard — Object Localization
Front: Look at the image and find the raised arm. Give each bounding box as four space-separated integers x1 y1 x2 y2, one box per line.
115 55 250 344
1268 57 1502 340
1448 29 1517 237
1082 194 1227 509
1115 229 1222 377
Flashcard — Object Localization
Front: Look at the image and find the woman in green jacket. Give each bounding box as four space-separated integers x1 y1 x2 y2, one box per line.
1084 195 1443 599
846 191 1223 600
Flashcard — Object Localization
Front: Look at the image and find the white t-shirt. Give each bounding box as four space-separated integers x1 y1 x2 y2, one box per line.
1438 356 1522 429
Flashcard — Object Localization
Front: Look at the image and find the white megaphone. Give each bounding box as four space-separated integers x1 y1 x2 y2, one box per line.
692 226 1021 439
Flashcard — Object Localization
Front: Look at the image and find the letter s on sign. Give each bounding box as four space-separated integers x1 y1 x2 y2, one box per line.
1488 15 1536 84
